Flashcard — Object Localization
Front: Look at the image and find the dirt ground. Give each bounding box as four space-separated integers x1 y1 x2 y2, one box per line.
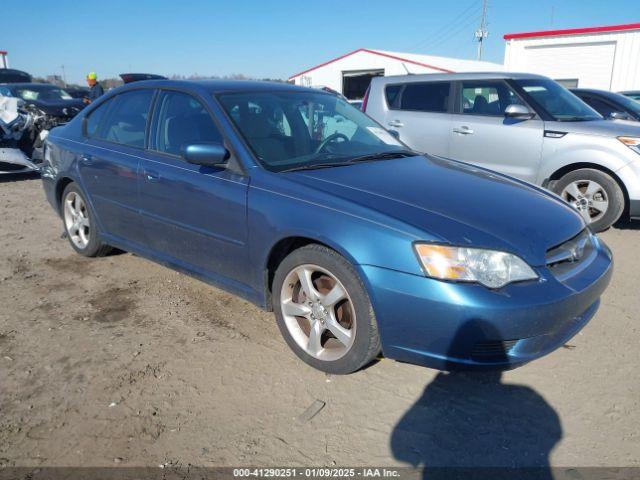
0 174 639 469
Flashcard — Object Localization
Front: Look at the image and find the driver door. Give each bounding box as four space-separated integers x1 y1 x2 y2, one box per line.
448 80 544 183
138 89 250 285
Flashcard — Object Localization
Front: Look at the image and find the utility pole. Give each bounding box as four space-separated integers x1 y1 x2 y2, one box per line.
475 0 488 60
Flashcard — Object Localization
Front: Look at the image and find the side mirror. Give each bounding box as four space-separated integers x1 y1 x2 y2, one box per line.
182 142 229 167
609 111 631 121
505 104 534 119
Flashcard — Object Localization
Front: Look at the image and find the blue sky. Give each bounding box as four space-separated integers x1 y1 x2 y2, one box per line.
2 0 638 84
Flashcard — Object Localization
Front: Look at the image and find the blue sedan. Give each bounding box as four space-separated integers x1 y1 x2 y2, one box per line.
41 80 613 374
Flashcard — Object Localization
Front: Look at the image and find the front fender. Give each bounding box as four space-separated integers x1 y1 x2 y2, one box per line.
538 135 635 184
247 175 432 302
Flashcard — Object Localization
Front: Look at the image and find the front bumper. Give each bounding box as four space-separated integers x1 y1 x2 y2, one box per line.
616 160 640 218
361 238 613 370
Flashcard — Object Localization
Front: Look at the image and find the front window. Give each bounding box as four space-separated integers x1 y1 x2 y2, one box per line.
14 86 73 101
460 81 524 116
514 78 601 122
218 91 406 172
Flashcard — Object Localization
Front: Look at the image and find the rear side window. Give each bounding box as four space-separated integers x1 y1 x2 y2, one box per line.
153 91 223 156
385 85 402 109
94 89 154 148
399 82 450 112
85 99 111 138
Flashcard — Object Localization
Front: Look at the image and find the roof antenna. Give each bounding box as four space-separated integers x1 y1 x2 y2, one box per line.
401 63 413 75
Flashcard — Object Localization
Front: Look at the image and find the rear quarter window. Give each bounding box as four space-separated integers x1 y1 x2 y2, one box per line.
385 85 402 109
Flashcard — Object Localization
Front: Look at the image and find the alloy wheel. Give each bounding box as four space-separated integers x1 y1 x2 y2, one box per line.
561 179 609 224
280 264 356 361
63 191 90 249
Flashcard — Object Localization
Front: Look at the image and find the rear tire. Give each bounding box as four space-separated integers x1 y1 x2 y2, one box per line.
272 244 381 374
553 168 624 232
61 183 112 257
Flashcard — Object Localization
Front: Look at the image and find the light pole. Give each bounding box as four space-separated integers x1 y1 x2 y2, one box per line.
475 0 488 60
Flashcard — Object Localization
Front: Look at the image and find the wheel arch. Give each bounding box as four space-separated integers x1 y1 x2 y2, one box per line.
55 177 75 215
263 235 359 312
545 162 630 217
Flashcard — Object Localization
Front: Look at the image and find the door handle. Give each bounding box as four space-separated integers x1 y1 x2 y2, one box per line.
388 120 404 128
145 170 160 182
80 154 93 165
453 126 474 135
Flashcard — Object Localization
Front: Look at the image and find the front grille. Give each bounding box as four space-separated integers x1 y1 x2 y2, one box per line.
471 339 518 360
545 229 595 280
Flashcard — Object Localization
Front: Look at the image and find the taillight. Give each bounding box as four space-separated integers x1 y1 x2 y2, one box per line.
361 86 370 112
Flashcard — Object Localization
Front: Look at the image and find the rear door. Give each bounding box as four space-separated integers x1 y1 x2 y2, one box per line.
448 79 544 183
382 81 453 157
138 89 250 284
79 89 155 245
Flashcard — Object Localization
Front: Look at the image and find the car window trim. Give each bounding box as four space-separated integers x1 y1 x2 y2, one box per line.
385 81 452 113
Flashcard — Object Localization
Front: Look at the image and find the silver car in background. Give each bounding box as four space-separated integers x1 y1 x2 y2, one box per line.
364 72 640 231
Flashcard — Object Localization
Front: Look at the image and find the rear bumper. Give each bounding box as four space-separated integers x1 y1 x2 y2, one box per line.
361 237 613 370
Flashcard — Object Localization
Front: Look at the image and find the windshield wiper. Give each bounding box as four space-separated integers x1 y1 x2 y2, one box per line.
279 162 355 173
278 150 418 173
345 150 418 164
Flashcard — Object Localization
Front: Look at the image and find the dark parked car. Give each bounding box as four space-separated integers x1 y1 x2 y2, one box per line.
0 68 32 83
0 83 85 124
65 86 90 99
571 88 640 122
620 91 640 102
41 80 612 374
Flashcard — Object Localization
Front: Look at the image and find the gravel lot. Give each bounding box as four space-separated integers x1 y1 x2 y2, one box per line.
1 175 639 469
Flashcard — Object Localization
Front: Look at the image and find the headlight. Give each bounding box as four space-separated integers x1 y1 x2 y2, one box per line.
618 136 640 155
413 244 538 289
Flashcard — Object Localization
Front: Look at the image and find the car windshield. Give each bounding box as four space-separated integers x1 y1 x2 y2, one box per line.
218 90 408 172
13 86 73 101
514 78 602 121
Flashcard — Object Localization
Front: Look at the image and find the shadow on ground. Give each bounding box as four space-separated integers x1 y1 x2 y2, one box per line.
390 321 562 479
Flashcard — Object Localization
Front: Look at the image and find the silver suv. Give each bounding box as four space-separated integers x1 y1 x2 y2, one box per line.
364 72 640 231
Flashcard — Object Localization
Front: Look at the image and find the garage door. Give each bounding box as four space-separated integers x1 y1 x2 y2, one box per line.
523 41 616 89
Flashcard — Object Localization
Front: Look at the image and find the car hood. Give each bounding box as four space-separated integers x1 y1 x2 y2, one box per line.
28 98 85 116
290 155 584 266
546 118 640 137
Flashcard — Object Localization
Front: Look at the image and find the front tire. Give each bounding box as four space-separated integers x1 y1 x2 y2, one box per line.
272 244 381 374
61 183 112 257
553 168 624 232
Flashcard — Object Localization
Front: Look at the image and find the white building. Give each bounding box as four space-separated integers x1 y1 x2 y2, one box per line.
288 48 502 100
504 22 640 91
0 50 8 69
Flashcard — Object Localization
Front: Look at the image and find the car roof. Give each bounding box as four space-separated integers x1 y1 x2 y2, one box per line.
370 71 550 84
117 79 317 94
